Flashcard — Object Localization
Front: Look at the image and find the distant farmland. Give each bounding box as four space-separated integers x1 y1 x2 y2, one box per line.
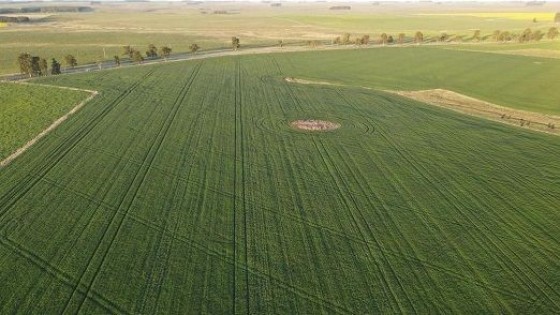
1 51 560 313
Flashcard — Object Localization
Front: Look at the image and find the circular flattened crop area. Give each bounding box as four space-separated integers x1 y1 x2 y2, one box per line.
291 119 340 131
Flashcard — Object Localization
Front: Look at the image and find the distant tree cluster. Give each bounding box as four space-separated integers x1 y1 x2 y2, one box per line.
65 54 78 68
17 53 61 77
327 26 559 49
146 44 158 59
0 6 93 14
518 28 544 42
0 16 30 23
122 44 173 63
547 27 559 39
333 33 399 46
489 27 554 43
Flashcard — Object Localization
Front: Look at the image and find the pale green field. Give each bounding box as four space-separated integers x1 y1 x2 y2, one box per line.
1 1 559 74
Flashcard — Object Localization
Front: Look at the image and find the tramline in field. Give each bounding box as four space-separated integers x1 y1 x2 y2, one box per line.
0 48 560 313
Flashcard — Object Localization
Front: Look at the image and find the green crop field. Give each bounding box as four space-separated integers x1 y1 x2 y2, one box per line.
0 82 90 161
279 47 560 115
0 50 559 313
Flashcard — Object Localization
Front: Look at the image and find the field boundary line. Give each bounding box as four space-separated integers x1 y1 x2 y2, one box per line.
284 77 560 137
0 82 99 168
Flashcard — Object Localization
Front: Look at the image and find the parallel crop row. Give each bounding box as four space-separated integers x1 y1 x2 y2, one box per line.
0 51 559 314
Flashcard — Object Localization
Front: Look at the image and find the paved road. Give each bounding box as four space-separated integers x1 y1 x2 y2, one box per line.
0 40 489 82
0 42 312 81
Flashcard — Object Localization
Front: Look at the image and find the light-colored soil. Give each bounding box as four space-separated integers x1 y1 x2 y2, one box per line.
386 89 560 136
291 119 340 131
0 83 98 168
285 77 340 86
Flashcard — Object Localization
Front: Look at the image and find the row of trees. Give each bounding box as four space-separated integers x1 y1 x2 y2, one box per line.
121 44 172 63
17 43 187 76
493 27 558 42
331 27 559 46
16 25 558 76
119 44 203 64
333 32 419 45
17 53 67 77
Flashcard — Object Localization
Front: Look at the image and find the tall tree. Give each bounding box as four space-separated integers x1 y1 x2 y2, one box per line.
132 50 144 63
190 43 200 54
50 58 61 75
39 58 48 76
492 30 501 41
380 33 388 45
387 35 394 44
532 30 543 41
341 33 351 45
64 54 77 68
519 28 532 42
146 44 158 59
231 37 240 50
361 34 370 45
498 31 511 42
123 45 134 58
160 46 172 60
414 31 424 44
472 29 481 41
17 53 32 76
547 27 559 39
398 33 405 44
30 56 41 76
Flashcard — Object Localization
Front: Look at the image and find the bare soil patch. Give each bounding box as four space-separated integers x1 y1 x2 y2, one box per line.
291 119 340 131
285 77 339 86
386 89 560 136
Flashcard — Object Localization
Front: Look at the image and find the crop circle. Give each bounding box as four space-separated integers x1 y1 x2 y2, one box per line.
290 119 340 131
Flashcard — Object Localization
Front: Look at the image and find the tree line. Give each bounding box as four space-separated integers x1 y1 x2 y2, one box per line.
16 43 179 77
330 27 559 46
17 53 62 77
16 26 559 77
121 44 174 64
16 41 210 76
